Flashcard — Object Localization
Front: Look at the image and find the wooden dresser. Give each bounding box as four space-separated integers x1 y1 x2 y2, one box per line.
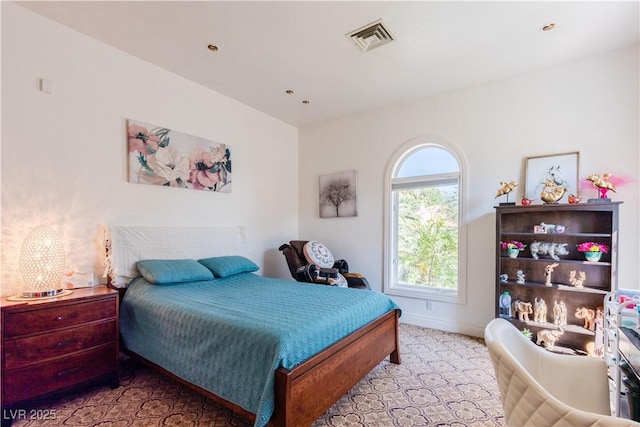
1 286 119 410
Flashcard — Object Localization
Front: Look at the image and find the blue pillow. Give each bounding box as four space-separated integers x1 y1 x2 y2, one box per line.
198 256 259 278
136 259 214 284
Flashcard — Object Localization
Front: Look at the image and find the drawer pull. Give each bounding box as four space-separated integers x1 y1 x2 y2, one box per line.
56 367 81 377
55 312 80 321
55 336 94 349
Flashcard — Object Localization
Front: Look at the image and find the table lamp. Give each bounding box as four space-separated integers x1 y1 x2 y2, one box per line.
19 226 65 298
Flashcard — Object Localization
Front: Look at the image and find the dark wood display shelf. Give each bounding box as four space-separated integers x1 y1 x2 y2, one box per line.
496 202 621 355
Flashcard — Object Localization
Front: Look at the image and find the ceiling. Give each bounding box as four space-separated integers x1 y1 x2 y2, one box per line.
14 1 640 127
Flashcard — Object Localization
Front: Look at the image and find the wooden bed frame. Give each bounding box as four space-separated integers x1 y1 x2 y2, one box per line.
105 226 400 426
112 284 400 427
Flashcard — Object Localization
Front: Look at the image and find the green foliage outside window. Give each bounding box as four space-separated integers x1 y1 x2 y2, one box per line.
397 185 458 289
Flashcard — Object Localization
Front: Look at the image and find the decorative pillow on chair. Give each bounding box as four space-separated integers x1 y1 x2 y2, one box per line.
295 264 318 282
303 241 334 268
329 273 348 288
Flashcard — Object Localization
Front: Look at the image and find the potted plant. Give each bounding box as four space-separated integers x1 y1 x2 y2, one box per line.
576 242 609 262
500 240 526 258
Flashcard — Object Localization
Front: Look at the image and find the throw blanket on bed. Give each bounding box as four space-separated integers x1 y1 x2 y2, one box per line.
120 273 400 427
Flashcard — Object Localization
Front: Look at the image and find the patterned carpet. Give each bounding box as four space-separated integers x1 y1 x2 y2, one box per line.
12 324 504 426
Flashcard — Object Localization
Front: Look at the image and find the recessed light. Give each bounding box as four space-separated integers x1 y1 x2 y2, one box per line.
542 23 555 32
207 44 219 52
302 100 310 104
285 89 294 94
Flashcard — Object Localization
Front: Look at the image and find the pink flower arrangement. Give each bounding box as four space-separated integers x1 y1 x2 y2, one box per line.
500 240 525 251
576 242 609 253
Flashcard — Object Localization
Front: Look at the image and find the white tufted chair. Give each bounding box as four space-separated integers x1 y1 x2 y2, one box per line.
485 318 640 426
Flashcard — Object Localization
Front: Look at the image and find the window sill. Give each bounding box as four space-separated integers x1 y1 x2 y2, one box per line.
385 286 465 304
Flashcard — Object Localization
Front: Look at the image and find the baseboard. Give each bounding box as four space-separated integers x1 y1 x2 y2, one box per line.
399 313 486 338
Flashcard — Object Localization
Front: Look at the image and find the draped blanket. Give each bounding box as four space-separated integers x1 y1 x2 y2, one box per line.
120 273 400 427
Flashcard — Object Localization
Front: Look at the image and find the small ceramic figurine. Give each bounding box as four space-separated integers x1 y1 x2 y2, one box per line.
567 194 581 204
575 307 596 330
553 300 567 328
531 242 569 261
544 262 559 286
569 270 586 288
499 273 508 283
533 297 547 323
540 180 568 203
514 300 533 322
516 270 525 284
540 222 566 234
536 328 564 349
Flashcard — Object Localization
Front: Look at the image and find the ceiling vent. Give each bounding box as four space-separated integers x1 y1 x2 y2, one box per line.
346 19 394 53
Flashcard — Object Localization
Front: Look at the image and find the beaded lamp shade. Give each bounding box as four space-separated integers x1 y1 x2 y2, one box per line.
19 226 65 298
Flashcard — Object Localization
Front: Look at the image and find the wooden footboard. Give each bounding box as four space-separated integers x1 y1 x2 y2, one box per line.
271 309 401 427
121 308 400 427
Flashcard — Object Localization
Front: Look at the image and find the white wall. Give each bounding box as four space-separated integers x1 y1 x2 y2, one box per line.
299 45 640 337
1 2 299 296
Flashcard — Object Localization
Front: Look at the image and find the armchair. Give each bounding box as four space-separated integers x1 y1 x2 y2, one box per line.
484 318 639 426
278 240 370 289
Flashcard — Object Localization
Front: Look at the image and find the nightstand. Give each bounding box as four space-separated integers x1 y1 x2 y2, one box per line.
1 286 119 415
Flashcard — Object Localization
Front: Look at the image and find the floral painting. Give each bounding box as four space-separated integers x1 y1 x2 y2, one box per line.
127 119 231 192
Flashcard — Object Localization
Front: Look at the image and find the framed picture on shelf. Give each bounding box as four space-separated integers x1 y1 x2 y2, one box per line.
533 225 546 234
525 151 579 203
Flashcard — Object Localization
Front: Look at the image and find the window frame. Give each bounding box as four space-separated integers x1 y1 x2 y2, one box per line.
383 137 467 304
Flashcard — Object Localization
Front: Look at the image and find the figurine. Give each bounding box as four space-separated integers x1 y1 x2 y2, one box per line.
552 301 561 325
575 307 596 330
499 273 508 283
521 197 532 206
581 173 632 202
530 241 569 261
567 194 581 204
533 297 547 323
586 173 617 199
536 329 564 349
545 263 559 286
540 180 568 204
553 300 567 328
514 300 533 322
540 222 566 234
495 181 518 204
516 270 525 284
569 270 586 288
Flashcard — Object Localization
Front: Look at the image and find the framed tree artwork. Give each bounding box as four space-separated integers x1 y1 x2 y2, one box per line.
319 170 357 218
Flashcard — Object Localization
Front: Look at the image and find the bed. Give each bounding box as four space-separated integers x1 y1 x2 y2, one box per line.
105 226 401 427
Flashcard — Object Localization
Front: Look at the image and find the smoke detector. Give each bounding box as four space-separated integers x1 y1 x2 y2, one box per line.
346 19 394 53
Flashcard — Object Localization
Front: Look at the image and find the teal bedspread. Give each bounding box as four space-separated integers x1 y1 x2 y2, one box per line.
119 273 400 427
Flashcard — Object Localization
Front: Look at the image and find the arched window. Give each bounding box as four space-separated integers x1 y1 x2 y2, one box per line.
384 137 466 304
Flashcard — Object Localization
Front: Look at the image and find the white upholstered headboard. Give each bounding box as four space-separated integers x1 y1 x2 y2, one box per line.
104 226 249 288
